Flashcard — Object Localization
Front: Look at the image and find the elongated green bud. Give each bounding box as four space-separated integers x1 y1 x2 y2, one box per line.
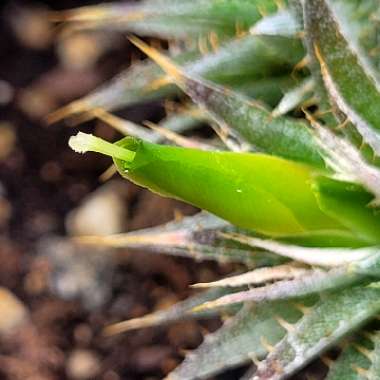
69 132 347 237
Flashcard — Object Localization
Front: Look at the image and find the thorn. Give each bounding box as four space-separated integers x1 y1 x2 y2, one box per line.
190 301 212 313
314 43 326 71
67 110 97 127
173 209 184 222
260 336 275 353
313 108 334 118
178 348 193 358
305 375 318 380
257 5 269 17
359 330 376 342
198 36 209 55
301 96 318 110
129 35 185 86
351 365 369 378
275 0 286 10
235 21 247 38
220 312 231 322
274 315 296 333
371 151 377 164
291 302 313 315
249 352 261 367
91 108 154 140
49 7 145 23
250 98 270 113
359 137 367 151
45 101 88 125
335 117 350 131
352 343 373 360
143 120 212 149
208 31 219 52
188 243 199 260
293 56 310 73
337 339 350 350
99 164 117 182
320 355 334 368
199 326 210 337
89 108 129 134
295 31 306 39
145 76 172 91
103 313 157 336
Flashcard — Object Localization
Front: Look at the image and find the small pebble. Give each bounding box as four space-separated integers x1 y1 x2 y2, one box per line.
0 287 28 335
57 33 114 70
10 6 53 50
66 180 128 237
0 123 16 161
38 236 114 309
66 349 101 380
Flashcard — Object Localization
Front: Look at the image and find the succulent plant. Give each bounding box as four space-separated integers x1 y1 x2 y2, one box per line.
52 0 380 378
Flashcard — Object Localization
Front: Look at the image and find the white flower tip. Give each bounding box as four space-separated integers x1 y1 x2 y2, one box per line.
69 132 95 154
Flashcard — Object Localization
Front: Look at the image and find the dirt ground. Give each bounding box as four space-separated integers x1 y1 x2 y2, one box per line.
0 1 237 379
0 1 325 379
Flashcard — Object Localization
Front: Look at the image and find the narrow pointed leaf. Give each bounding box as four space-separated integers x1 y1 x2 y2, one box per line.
192 263 309 288
47 50 197 124
55 0 280 39
75 212 282 265
104 286 241 336
252 285 380 380
304 0 380 156
195 243 380 309
167 299 312 380
131 37 325 167
50 34 305 123
195 267 362 311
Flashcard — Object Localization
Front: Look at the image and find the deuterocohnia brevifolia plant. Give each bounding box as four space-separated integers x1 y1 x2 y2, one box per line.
50 0 380 378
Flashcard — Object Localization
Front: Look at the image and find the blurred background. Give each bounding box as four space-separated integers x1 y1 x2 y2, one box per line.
0 1 242 379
